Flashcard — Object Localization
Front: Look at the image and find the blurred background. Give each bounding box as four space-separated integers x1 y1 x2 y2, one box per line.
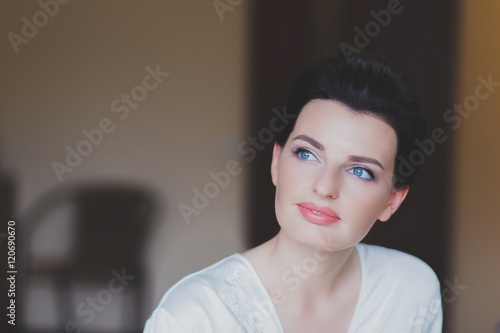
0 0 498 332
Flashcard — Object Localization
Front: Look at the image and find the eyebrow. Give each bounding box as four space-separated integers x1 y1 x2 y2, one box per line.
348 155 384 171
291 134 385 170
292 134 324 150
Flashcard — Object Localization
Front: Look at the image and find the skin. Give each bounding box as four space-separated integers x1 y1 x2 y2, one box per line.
243 99 409 333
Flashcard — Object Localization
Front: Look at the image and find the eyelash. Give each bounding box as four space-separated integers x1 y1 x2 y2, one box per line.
292 148 317 161
349 166 376 181
291 147 376 181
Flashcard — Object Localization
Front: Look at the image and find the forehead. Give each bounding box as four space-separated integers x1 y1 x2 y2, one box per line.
291 100 398 162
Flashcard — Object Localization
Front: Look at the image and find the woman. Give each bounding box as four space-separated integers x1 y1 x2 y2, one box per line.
144 53 442 332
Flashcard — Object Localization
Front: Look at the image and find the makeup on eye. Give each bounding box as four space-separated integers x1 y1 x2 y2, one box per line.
291 146 378 181
292 147 318 161
348 166 376 181
291 134 385 171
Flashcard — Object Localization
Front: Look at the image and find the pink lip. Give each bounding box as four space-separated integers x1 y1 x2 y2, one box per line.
297 202 341 225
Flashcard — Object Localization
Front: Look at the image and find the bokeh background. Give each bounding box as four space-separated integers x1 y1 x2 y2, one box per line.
0 1 499 332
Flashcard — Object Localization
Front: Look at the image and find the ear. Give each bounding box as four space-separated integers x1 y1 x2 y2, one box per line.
270 143 282 186
378 185 410 222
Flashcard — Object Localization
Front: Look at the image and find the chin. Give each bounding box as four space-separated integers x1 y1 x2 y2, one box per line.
280 220 355 253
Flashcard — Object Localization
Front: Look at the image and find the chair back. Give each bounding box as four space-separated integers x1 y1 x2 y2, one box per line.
73 184 156 274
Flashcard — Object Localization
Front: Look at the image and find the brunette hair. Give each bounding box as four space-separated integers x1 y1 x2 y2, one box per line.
274 53 427 188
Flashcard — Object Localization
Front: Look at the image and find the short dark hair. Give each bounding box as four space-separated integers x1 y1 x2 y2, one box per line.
274 53 427 188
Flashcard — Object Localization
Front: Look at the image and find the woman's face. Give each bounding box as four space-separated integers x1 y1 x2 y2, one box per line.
271 99 409 251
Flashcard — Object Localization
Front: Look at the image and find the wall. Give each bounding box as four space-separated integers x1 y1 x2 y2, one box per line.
452 0 500 331
0 0 248 330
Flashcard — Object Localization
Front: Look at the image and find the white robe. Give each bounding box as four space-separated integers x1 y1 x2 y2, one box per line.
144 243 442 332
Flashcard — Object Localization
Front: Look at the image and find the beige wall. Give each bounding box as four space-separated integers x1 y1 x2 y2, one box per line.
0 0 248 329
452 0 500 331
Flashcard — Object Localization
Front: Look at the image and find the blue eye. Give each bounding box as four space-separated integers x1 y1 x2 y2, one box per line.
299 150 311 159
350 167 375 180
294 148 316 161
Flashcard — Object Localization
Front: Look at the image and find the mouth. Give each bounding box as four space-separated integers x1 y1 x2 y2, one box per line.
297 202 341 225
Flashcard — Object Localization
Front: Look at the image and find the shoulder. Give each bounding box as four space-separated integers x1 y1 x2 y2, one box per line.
145 253 284 332
145 253 253 331
352 243 442 332
155 253 248 308
355 243 442 316
356 242 440 290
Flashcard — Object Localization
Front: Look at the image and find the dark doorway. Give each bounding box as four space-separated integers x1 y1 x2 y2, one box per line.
247 1 457 331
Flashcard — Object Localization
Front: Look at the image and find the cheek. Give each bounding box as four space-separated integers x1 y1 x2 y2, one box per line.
274 160 292 205
343 186 391 222
274 157 314 216
277 157 309 191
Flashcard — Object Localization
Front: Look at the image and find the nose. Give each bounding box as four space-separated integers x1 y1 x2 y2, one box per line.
313 168 340 199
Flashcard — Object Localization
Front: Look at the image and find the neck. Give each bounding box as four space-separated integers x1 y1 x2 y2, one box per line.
251 230 359 304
